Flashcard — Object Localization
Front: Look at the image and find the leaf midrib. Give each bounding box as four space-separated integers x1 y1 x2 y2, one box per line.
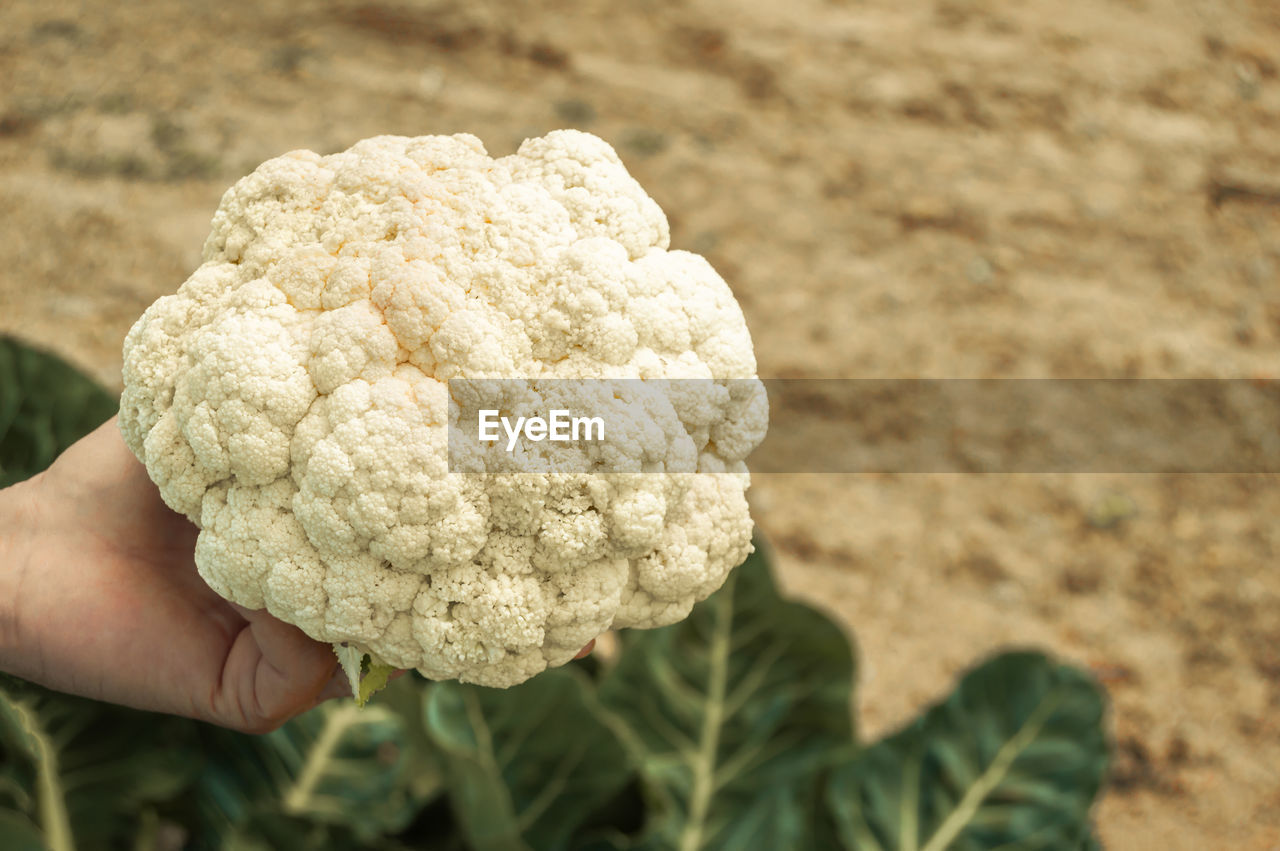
282 702 363 815
677 587 734 851
917 686 1068 851
2 695 74 851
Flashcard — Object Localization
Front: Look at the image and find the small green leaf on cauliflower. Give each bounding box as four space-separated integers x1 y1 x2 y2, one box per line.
358 656 397 706
334 644 397 706
335 643 364 701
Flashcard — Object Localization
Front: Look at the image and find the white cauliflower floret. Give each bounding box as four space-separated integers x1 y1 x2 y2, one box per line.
120 130 765 688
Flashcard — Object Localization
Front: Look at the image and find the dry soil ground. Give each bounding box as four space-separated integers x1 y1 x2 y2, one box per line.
2 1 1278 847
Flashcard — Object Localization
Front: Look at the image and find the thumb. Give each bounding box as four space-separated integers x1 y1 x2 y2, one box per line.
222 604 337 732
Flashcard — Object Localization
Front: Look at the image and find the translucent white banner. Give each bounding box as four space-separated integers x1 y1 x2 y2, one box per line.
447 379 1280 474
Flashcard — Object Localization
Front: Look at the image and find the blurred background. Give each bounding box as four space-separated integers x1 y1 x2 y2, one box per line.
1 0 1277 847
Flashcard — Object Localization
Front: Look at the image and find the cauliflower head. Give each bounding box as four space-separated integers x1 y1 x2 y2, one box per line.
120 130 764 687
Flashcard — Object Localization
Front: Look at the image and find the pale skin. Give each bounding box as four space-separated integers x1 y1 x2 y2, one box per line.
0 419 593 733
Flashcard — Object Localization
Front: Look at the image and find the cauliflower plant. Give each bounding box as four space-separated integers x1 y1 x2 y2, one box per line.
120 130 765 689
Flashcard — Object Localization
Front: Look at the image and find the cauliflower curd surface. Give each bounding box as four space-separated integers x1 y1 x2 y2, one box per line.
120 130 763 687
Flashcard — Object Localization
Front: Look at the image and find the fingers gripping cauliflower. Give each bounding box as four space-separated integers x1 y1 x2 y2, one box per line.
120 130 763 688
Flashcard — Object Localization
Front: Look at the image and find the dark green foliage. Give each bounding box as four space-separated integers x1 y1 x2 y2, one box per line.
0 337 1112 849
826 653 1110 851
0 336 118 487
595 548 857 850
177 679 441 846
425 668 631 851
0 677 199 851
0 580 1111 851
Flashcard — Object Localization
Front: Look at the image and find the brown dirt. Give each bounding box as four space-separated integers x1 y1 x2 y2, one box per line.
2 1 1278 847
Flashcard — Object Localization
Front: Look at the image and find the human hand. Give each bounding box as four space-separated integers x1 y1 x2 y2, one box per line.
0 418 345 732
0 419 595 732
